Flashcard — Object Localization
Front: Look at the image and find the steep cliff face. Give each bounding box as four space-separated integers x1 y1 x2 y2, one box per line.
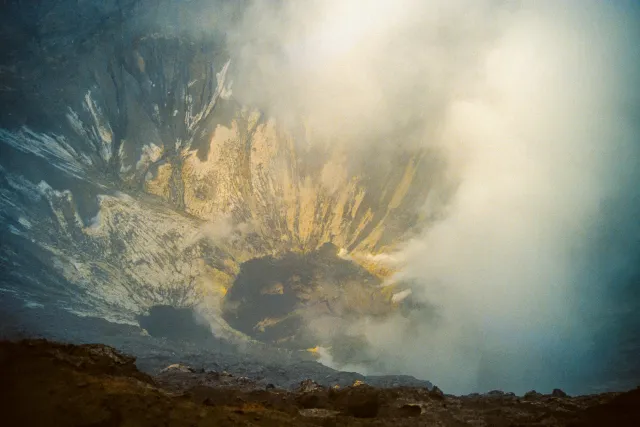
0 1 447 349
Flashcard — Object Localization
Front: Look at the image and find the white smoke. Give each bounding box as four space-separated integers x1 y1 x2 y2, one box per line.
221 0 640 393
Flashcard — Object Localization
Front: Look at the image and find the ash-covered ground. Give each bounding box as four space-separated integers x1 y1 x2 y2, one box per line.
0 292 432 391
2 337 639 426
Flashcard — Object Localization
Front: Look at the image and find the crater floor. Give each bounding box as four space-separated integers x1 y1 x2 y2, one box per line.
222 243 390 350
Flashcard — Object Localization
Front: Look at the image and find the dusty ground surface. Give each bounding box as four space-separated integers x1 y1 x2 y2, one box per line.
2 339 639 426
0 297 433 391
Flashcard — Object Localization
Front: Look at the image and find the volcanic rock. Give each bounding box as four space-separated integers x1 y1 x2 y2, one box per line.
429 385 445 400
341 388 381 418
160 363 196 373
398 403 422 417
525 390 544 400
297 379 324 393
3 338 640 426
553 388 569 397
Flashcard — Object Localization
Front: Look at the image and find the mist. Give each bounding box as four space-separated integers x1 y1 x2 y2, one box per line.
217 0 640 395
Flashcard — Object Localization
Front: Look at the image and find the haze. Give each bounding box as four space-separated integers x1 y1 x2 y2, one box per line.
3 0 636 397
222 0 640 394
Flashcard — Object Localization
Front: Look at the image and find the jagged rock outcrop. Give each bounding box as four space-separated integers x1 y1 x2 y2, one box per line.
553 388 569 398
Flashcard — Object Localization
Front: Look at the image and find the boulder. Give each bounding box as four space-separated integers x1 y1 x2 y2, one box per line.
297 379 324 393
552 388 568 397
430 386 445 400
398 404 422 417
524 390 543 400
160 363 195 373
344 389 380 418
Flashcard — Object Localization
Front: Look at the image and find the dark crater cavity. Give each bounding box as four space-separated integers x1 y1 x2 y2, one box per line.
222 243 384 349
137 305 211 342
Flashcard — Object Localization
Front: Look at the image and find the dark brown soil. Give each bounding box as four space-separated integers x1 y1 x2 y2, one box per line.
1 339 638 426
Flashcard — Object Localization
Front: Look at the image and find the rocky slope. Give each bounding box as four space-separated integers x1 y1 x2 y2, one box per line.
0 0 446 354
2 339 639 426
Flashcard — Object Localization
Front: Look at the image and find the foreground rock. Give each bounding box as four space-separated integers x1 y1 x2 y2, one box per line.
1 339 639 426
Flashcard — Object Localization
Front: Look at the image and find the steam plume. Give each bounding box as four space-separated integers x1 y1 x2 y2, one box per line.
224 0 640 393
